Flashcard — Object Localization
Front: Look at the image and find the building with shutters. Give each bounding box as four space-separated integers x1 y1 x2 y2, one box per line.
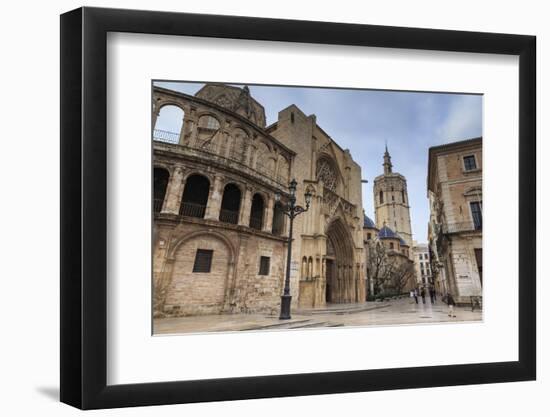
412 242 433 288
152 83 365 317
427 137 483 304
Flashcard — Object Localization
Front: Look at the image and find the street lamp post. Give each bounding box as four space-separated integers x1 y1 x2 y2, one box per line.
276 179 312 320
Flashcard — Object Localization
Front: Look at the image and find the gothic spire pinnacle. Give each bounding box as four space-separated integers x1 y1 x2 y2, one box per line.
383 143 392 174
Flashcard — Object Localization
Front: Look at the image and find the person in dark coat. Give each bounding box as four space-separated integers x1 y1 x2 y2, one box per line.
420 287 426 304
446 292 456 317
413 288 419 304
429 287 435 304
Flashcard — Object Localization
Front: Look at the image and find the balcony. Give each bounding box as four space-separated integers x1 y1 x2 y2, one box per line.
249 216 263 230
441 221 482 234
153 129 179 144
179 202 206 218
219 209 239 225
153 198 164 213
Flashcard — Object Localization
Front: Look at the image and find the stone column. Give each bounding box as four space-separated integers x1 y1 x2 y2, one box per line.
262 195 275 233
178 111 187 145
250 146 258 170
161 167 185 214
204 175 224 221
188 109 199 148
274 153 281 180
238 187 253 226
152 106 160 130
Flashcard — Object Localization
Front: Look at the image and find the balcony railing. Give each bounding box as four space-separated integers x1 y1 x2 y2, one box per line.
179 201 206 218
153 129 179 144
153 198 164 213
219 209 239 224
249 216 263 230
441 221 482 234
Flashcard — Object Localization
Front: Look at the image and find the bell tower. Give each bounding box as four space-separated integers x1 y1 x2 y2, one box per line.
373 146 413 249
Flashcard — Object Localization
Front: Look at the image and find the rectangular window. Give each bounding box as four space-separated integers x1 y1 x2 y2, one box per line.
463 155 477 171
367 233 372 241
192 249 213 273
470 201 483 230
259 256 270 276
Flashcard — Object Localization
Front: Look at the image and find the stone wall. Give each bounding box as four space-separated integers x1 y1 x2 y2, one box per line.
154 219 286 317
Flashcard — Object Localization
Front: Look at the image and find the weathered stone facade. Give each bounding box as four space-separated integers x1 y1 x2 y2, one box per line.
373 147 414 251
427 137 482 304
153 84 365 317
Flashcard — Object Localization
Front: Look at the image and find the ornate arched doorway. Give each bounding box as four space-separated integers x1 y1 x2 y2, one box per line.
325 218 355 304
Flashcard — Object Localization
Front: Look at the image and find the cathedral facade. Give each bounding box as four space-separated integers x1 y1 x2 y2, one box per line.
152 84 365 317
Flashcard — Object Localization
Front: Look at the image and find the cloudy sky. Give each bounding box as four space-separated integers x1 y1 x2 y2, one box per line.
154 81 482 243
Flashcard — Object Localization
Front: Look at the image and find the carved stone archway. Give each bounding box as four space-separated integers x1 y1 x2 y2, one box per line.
324 217 356 304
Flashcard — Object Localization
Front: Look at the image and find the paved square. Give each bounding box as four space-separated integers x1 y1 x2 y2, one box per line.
153 298 482 335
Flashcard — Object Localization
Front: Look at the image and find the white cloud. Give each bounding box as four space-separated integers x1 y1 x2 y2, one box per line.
438 95 482 142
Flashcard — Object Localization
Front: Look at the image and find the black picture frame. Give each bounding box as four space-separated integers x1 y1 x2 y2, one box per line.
60 6 536 410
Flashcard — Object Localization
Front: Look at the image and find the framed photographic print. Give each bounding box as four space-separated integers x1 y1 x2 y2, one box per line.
60 6 536 410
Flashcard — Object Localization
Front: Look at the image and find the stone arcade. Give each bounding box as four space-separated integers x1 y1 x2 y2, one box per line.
152 84 366 317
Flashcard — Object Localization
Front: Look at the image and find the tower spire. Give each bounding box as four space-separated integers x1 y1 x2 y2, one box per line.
383 143 393 174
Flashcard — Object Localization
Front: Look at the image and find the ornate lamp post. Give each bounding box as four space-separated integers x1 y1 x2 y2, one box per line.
275 179 312 320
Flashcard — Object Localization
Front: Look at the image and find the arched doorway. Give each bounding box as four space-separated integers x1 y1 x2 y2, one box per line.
219 183 241 224
153 167 170 213
325 218 355 304
154 104 184 144
249 193 264 230
180 174 210 218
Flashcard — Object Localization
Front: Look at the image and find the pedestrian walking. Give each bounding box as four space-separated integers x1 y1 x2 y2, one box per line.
429 287 435 304
413 288 419 304
446 292 456 317
420 287 426 304
409 290 415 303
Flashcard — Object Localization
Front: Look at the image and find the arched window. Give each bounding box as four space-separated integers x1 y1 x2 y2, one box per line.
402 190 405 203
153 167 170 213
219 184 241 224
231 128 249 162
379 191 384 204
154 105 184 144
249 193 264 230
179 174 210 218
198 115 220 130
308 257 314 278
272 202 285 236
301 257 308 278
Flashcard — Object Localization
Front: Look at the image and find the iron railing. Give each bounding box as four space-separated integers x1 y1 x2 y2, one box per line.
179 201 206 218
153 198 164 213
219 209 239 224
249 216 263 230
153 129 179 144
442 221 482 234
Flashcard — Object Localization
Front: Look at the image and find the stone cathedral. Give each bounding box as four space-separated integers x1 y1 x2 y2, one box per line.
373 146 414 252
152 83 366 318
